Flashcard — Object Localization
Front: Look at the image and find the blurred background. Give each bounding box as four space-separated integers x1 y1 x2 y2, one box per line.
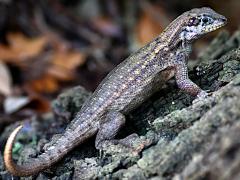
0 0 238 127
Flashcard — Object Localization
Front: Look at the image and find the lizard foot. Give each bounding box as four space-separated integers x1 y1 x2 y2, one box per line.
117 133 139 148
193 90 212 104
97 134 149 155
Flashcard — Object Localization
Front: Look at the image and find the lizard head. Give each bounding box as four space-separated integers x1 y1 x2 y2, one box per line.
180 7 227 42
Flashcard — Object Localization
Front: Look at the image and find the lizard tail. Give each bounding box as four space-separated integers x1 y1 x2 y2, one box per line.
4 125 52 176
4 124 95 177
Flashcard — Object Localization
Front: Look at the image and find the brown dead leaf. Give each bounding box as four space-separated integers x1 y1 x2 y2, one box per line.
51 50 85 70
48 49 86 81
47 66 74 81
0 62 12 96
0 33 47 62
4 95 50 114
0 32 86 95
27 95 51 113
23 47 86 94
26 75 59 93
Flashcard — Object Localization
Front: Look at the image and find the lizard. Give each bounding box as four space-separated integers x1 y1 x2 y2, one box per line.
4 7 227 177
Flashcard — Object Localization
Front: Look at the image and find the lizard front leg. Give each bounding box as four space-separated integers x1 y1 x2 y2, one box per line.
174 61 208 98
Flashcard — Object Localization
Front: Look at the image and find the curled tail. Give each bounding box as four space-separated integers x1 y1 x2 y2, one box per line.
4 123 98 177
4 125 65 176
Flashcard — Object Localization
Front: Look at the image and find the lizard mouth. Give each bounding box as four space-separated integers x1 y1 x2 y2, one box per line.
203 19 227 33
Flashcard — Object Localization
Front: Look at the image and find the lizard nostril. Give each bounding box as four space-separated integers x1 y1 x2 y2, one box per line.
221 17 227 23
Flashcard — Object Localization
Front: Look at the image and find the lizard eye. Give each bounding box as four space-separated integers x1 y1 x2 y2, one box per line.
202 17 209 23
202 16 213 24
188 17 200 26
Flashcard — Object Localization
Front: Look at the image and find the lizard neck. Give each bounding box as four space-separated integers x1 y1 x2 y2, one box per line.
159 12 189 50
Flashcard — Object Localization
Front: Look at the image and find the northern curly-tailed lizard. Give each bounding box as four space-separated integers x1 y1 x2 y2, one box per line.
4 7 227 176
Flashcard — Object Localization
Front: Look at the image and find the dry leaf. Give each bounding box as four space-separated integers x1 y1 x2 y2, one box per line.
0 32 86 95
48 49 86 81
26 75 59 93
23 48 85 93
0 62 12 96
0 33 47 62
27 95 51 113
51 50 85 70
4 96 30 114
47 66 74 81
4 95 50 114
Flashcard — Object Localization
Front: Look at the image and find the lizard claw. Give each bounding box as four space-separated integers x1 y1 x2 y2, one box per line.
193 90 211 104
197 90 209 98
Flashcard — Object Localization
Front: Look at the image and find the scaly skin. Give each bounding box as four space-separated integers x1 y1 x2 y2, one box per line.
4 7 227 177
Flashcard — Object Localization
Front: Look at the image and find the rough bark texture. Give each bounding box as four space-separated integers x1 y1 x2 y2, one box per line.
1 29 240 179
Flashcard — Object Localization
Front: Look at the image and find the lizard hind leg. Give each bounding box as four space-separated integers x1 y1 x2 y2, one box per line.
95 111 126 150
95 111 139 151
